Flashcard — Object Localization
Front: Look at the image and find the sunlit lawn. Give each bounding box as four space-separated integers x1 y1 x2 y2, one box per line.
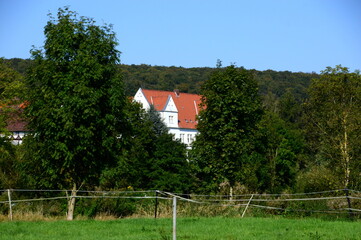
1 217 361 240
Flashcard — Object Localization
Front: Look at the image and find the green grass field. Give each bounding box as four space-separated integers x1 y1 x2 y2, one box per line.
1 217 360 240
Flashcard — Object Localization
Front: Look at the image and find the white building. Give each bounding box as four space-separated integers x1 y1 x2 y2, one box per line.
2 103 28 145
134 88 202 147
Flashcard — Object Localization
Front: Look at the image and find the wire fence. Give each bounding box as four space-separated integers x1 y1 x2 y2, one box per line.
1 188 361 221
166 189 361 216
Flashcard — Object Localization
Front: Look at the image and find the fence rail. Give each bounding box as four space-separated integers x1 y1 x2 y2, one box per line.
2 188 361 240
1 188 361 220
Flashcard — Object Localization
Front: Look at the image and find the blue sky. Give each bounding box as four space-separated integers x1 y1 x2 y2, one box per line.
0 0 360 72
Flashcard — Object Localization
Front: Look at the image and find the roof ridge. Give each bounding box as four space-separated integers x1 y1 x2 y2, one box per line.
142 88 200 96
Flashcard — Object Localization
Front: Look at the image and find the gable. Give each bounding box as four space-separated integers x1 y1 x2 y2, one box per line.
134 88 150 109
137 88 202 130
164 95 178 112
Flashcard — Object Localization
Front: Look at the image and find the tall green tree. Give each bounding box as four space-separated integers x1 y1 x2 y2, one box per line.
256 111 304 193
147 104 168 136
100 101 192 192
305 65 361 190
23 8 126 219
99 101 154 190
145 105 193 192
192 66 263 192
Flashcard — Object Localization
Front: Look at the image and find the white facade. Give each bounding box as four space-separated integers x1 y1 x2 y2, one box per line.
168 127 198 147
134 89 151 110
134 88 200 148
160 96 179 129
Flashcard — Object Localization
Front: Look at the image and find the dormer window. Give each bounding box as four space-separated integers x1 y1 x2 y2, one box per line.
169 116 174 124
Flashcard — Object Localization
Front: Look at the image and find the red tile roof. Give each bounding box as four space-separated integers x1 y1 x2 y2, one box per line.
141 89 202 129
3 107 28 132
6 118 27 132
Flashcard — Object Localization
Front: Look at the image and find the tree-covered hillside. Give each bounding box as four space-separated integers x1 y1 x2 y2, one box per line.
4 58 317 100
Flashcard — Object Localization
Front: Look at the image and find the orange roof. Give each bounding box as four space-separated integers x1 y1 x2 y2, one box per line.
141 89 202 129
2 107 28 132
6 118 27 132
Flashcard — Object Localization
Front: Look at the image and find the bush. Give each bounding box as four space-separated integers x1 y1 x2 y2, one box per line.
296 165 341 193
75 197 136 218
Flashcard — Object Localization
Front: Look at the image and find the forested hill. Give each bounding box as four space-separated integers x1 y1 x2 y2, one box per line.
4 58 318 99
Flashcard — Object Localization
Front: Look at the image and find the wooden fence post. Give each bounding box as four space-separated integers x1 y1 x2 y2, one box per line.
173 196 177 240
344 189 353 219
241 194 254 218
154 190 159 219
67 184 77 221
7 189 13 221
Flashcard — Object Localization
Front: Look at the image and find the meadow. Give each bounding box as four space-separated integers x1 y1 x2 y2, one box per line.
1 217 361 240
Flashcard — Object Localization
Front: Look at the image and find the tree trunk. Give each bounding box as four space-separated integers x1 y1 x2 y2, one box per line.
269 148 278 193
340 114 353 218
340 114 351 190
67 183 77 221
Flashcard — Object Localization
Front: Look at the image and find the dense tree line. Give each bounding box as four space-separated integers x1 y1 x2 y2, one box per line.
1 8 360 220
4 58 318 101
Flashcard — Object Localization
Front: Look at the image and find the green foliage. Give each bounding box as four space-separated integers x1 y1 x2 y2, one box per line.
119 63 317 102
296 165 341 193
192 65 263 191
99 100 154 189
120 64 212 95
75 197 136 218
253 69 318 101
147 104 168 136
0 58 25 106
278 89 303 125
0 144 32 190
304 65 361 189
100 100 192 192
2 58 32 75
23 7 126 189
5 58 317 103
148 133 193 192
256 111 305 193
0 140 16 189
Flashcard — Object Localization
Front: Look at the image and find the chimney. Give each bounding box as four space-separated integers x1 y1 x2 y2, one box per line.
174 89 180 97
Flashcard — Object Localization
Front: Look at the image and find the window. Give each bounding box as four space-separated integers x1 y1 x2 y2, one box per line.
169 116 174 124
180 134 185 143
187 134 191 143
